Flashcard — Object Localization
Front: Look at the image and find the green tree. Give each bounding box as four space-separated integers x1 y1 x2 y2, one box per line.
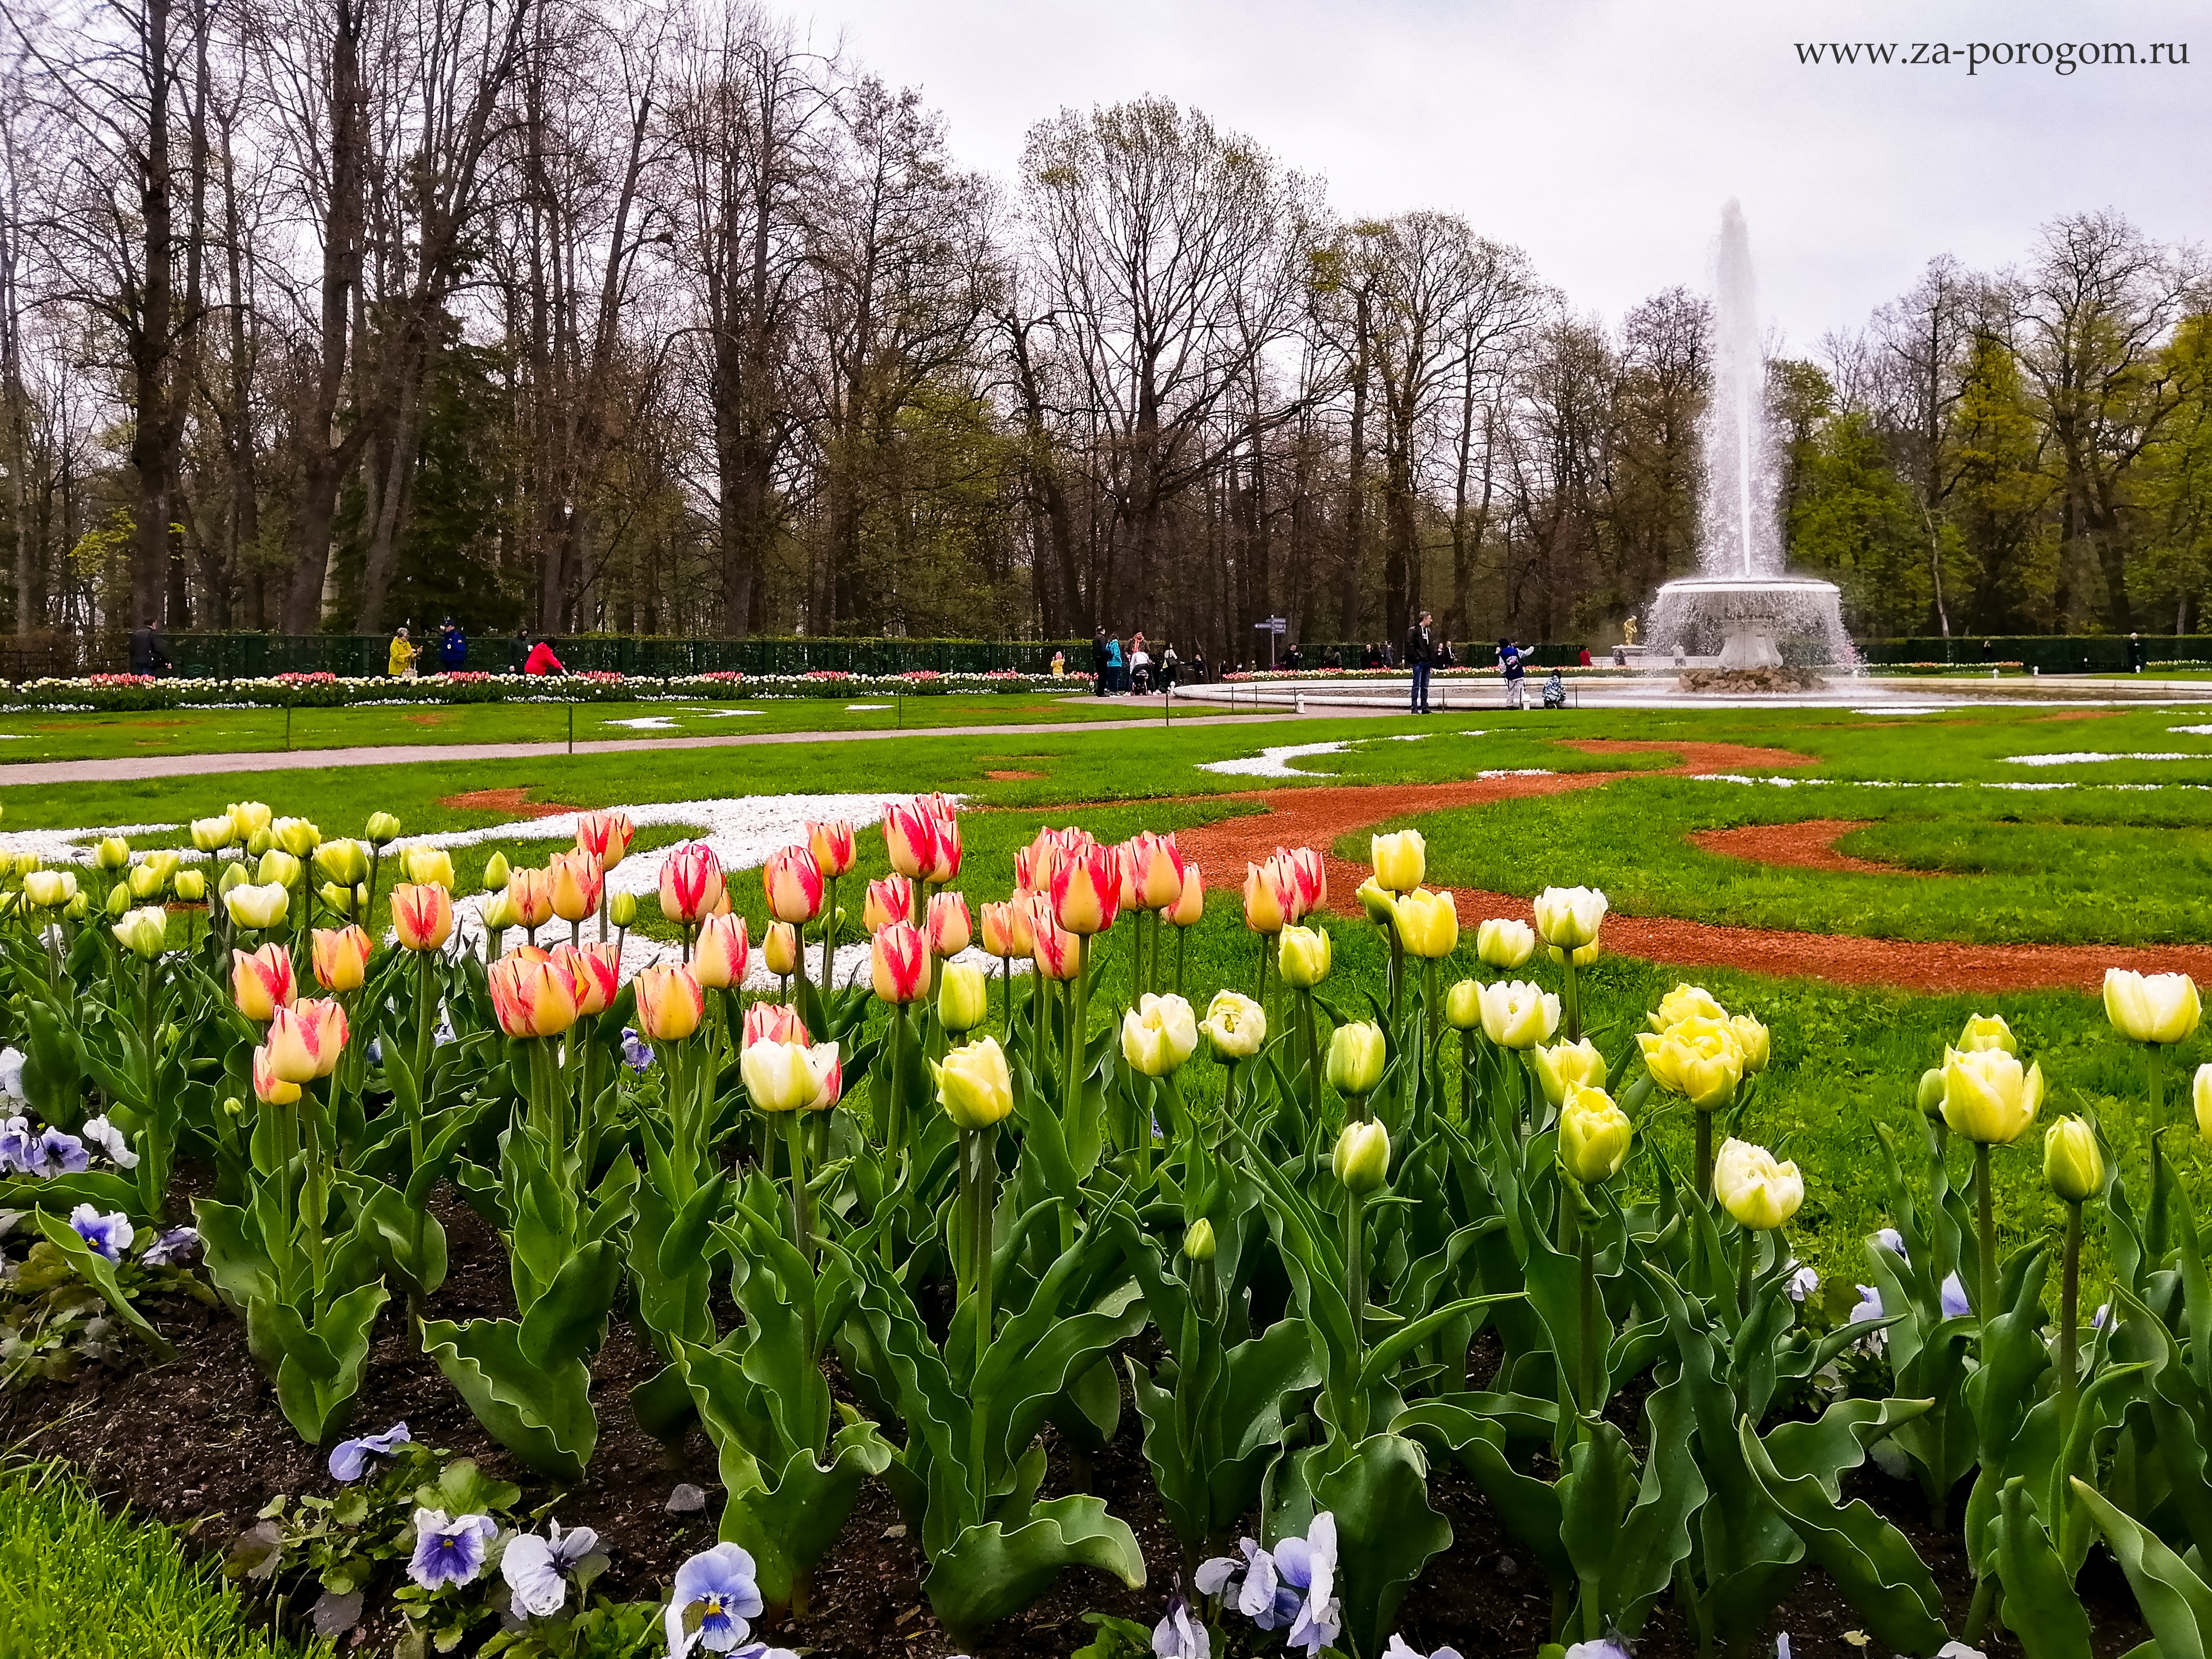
1785 407 1928 638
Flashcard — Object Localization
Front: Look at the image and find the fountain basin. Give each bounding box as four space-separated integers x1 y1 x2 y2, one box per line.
1645 575 1853 669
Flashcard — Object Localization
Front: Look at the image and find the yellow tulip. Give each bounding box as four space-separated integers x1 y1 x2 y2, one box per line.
1370 830 1426 894
1355 876 1396 927
271 817 321 857
1650 983 1727 1032
1636 1016 1742 1110
634 963 705 1042
1392 888 1459 959
1121 992 1199 1077
1547 942 1600 967
312 925 373 992
2043 1116 2103 1204
314 839 369 886
1558 1084 1633 1183
1940 1046 2044 1145
2197 1062 2212 1143
257 849 302 889
1729 1014 1771 1075
1444 979 1482 1030
1532 1037 1609 1108
403 845 456 890
2104 969 2202 1046
1532 885 1607 951
1476 918 1535 970
936 1035 1015 1130
173 869 206 903
364 812 403 847
1326 1021 1387 1096
1278 925 1333 989
1956 1012 2017 1054
1478 979 1560 1051
94 836 131 871
112 906 169 959
190 816 236 852
1332 1119 1392 1195
1200 990 1265 1059
763 920 800 978
23 870 77 909
1714 1137 1804 1230
225 801 272 841
937 960 989 1033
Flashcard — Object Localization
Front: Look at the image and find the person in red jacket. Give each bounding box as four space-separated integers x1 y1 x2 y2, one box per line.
523 640 565 676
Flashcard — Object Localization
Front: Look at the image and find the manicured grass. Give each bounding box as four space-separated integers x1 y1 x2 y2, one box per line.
0 690 1254 764
0 1460 325 1657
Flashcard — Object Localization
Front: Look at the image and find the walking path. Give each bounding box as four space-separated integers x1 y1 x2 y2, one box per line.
0 708 1316 789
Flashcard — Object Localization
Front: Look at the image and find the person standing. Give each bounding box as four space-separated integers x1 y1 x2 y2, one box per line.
1404 610 1435 714
388 626 420 679
438 618 468 673
509 625 531 674
1105 632 1126 693
1160 641 1179 687
1092 626 1109 696
1499 636 1528 710
1129 631 1152 694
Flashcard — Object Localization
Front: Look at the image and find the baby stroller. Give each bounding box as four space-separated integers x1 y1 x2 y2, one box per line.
1541 669 1568 710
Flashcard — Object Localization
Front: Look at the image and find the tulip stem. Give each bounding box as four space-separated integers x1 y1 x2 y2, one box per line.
1975 1139 1997 1333
2148 1044 2168 1259
1344 1187 1367 1376
1695 1109 1714 1202
1574 1193 1596 1422
784 1109 814 1276
2060 1199 2082 1429
407 946 435 1322
1299 986 1319 1099
1176 925 1187 998
1736 1225 1755 1319
1421 958 1440 1124
1563 957 1581 1045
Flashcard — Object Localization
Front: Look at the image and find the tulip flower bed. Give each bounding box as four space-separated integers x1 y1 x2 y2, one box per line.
1 783 2203 1659
1 668 1089 714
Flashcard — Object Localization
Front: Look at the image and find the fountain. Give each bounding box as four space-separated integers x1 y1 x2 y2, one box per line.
1644 202 1853 680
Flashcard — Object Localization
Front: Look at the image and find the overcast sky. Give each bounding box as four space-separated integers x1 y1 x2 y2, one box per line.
803 0 2207 350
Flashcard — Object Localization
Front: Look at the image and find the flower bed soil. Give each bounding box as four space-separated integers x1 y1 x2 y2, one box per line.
0 1185 2149 1656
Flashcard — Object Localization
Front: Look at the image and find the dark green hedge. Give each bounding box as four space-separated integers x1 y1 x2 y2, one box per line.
1856 635 2212 673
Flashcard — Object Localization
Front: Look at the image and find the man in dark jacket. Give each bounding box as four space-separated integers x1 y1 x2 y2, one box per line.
438 619 468 673
1404 611 1435 713
1092 626 1109 696
129 623 171 677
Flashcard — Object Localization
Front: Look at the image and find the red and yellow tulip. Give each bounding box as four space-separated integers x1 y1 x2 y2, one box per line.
1050 843 1120 936
548 849 604 925
763 845 825 925
489 949 581 1039
864 874 913 934
693 912 751 990
507 866 555 929
231 943 297 1023
573 810 635 869
658 841 726 926
267 997 348 1083
634 963 706 1042
926 890 972 958
806 818 857 878
312 925 373 993
743 1000 809 1050
557 940 621 1015
872 920 932 1004
882 801 940 881
391 882 454 952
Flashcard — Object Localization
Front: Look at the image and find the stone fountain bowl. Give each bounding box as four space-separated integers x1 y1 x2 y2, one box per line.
1646 575 1852 670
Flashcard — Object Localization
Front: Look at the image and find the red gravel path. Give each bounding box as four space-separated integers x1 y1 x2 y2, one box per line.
1687 819 1931 877
1167 743 2207 995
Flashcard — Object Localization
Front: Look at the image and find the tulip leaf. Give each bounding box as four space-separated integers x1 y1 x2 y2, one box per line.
921 1494 1145 1638
1989 1479 2095 1659
1315 1431 1453 1659
423 1316 598 1481
18 996 84 1126
265 1279 389 1445
2072 1476 2212 1658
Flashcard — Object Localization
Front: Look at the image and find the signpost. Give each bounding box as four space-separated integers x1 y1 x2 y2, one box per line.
1254 615 1286 669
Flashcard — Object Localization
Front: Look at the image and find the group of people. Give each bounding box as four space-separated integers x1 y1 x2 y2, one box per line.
1089 628 1207 694
387 621 564 677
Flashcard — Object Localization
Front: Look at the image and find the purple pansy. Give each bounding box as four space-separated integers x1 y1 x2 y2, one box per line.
1940 1273 1972 1320
80 1115 139 1170
664 1543 767 1656
329 1422 413 1482
1268 1513 1340 1656
621 1027 654 1072
1154 1590 1209 1658
503 1518 600 1618
1387 1638 1468 1659
69 1203 133 1261
408 1507 497 1590
141 1226 200 1267
27 1128 88 1178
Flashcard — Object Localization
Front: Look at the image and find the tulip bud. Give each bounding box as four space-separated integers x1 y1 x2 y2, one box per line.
2104 969 2202 1046
1941 1046 2043 1145
190 816 236 852
1532 885 1607 951
127 861 166 901
1392 888 1459 960
112 905 169 958
173 869 206 903
1183 1219 1216 1263
392 884 454 952
266 998 348 1083
935 1035 1015 1130
658 842 726 925
1475 918 1536 971
1168 864 1205 927
312 925 372 992
1956 1012 2016 1054
105 883 131 918
1355 877 1396 927
317 882 356 917
216 862 248 897
1916 1066 1947 1117
1242 859 1293 935
1333 1119 1392 1195
1327 1021 1387 1097
271 817 321 857
1713 1137 1805 1231
1050 844 1121 936
1370 829 1425 894
252 1045 299 1106
23 870 78 909
806 818 857 878
94 836 131 871
608 889 638 928
1278 925 1332 989
1729 1014 1771 1075
257 849 302 889
1480 979 1561 1051
1444 979 1482 1031
634 963 706 1042
693 912 750 990
2043 1116 2103 1205
364 811 403 847
763 920 800 977
1200 989 1264 1059
1121 992 1199 1076
1558 1084 1634 1184
2199 1063 2212 1144
402 845 455 890
937 960 989 1033
64 893 89 920
882 801 940 881
482 852 511 893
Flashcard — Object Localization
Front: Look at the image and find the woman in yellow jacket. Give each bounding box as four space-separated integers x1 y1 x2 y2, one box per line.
388 627 420 678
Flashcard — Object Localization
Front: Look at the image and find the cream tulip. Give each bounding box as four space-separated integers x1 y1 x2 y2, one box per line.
2104 969 2202 1046
1532 885 1607 951
1940 1046 2044 1145
1532 1037 1609 1108
1558 1085 1633 1183
1477 979 1560 1050
1636 1016 1743 1110
1369 830 1426 894
1474 918 1535 971
1713 1138 1804 1230
1200 990 1265 1059
1121 993 1199 1077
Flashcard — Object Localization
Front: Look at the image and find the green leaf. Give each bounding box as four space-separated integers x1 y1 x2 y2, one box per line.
1990 1478 2095 1659
268 1280 390 1444
516 1239 624 1370
1314 1432 1453 1659
2073 1476 2212 1659
423 1317 597 1481
921 1493 1146 1637
27 1209 175 1359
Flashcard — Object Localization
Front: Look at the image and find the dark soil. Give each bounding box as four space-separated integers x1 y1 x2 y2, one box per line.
1 1188 2152 1657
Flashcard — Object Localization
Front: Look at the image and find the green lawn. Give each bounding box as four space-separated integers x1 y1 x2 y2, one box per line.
0 689 1246 763
0 1461 325 1658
